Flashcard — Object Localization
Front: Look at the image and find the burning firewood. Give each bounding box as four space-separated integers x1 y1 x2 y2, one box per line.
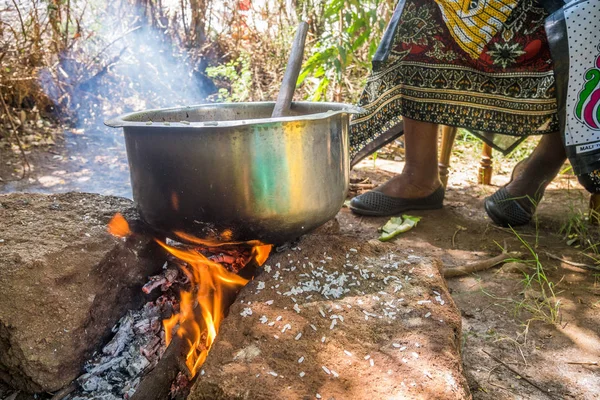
67 223 272 399
129 335 185 400
142 267 180 294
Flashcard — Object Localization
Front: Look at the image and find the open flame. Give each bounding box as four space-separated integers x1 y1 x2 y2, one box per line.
107 213 131 238
107 213 272 378
157 233 271 377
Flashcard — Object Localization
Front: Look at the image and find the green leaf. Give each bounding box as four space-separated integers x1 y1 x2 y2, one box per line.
379 215 422 241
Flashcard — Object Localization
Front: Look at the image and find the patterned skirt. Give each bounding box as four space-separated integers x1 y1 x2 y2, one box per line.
350 0 557 163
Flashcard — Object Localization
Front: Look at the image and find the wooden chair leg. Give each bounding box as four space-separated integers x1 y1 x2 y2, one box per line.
438 125 457 188
590 193 600 226
478 143 493 185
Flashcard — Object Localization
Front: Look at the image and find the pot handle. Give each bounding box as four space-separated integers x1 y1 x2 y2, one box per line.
104 118 123 128
343 105 366 115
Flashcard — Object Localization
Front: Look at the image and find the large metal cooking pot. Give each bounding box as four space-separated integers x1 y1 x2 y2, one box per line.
105 102 361 244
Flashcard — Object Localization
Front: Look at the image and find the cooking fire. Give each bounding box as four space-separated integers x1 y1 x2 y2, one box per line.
69 213 272 398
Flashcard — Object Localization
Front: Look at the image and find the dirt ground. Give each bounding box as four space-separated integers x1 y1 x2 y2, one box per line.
1 132 599 399
0 128 131 198
351 143 600 400
189 233 469 400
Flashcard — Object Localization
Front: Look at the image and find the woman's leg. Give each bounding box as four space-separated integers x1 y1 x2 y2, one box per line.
504 131 566 209
349 118 443 216
485 131 567 226
375 117 442 198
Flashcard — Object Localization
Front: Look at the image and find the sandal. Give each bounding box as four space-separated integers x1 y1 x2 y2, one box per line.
484 159 539 227
484 187 534 227
349 186 445 217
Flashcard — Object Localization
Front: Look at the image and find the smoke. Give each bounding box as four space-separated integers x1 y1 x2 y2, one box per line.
34 0 217 198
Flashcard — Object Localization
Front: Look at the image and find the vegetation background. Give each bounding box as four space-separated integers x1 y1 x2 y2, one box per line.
0 0 395 132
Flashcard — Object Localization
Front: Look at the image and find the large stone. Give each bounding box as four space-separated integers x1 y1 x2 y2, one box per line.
188 233 470 399
0 193 162 392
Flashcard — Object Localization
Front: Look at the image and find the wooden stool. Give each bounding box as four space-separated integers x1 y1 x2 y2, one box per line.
438 125 494 188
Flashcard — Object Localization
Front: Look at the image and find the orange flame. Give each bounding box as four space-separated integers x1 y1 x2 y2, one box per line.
107 213 131 238
157 237 272 377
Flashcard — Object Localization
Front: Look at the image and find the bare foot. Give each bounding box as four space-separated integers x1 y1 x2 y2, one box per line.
375 173 441 199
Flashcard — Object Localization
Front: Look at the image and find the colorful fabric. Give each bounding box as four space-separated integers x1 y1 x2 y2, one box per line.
578 169 600 193
434 0 520 59
349 0 558 163
558 0 600 175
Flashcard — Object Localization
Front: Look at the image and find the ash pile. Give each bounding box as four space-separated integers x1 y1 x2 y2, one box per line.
66 240 256 400
68 263 182 399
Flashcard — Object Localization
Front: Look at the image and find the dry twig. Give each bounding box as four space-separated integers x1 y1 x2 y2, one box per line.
444 251 523 278
0 93 30 178
566 361 598 366
544 251 600 272
483 349 559 399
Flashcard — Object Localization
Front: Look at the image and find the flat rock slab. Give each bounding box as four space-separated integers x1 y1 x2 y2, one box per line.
0 193 161 392
189 233 470 399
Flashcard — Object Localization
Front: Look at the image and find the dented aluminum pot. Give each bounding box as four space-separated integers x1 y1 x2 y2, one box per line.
105 101 361 244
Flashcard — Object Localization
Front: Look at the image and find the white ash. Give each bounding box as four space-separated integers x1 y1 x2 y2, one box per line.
68 303 165 399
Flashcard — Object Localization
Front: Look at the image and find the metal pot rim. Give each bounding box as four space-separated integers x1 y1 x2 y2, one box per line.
104 101 364 129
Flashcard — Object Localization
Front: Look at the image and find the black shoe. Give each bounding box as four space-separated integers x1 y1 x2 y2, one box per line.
484 187 534 227
349 186 445 217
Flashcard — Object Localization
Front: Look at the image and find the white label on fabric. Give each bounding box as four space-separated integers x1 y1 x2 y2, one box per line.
577 141 600 154
563 0 600 147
